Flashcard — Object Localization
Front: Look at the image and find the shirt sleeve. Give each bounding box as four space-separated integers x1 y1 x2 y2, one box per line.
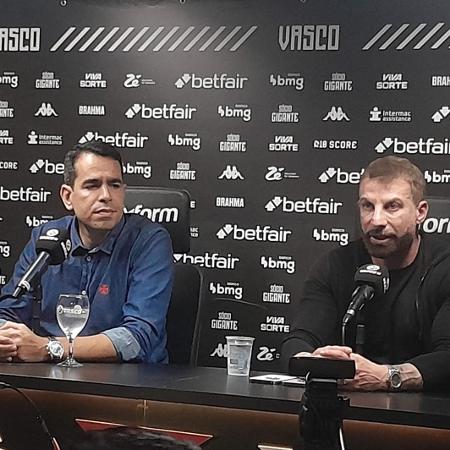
117 225 174 362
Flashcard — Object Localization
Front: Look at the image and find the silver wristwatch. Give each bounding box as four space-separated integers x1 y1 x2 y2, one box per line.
46 337 64 362
387 365 402 391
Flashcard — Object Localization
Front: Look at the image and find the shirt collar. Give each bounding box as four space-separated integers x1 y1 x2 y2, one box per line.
70 215 126 256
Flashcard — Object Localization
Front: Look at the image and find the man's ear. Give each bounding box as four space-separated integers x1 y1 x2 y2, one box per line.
60 184 74 211
416 200 429 225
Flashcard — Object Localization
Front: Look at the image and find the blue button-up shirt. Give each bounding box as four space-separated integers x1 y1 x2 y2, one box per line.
0 214 173 363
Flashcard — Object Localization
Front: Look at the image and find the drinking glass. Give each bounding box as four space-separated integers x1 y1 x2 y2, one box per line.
56 294 90 367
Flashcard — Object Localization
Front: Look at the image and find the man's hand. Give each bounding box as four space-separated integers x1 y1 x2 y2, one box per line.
0 322 48 362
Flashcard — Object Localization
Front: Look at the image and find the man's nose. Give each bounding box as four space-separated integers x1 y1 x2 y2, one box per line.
371 206 387 226
99 184 112 201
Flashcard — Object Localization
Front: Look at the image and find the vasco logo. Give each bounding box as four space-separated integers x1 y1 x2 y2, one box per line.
323 73 353 91
323 106 350 122
424 169 450 184
318 167 363 184
35 102 58 117
211 311 238 331
0 28 40 52
269 73 304 90
123 73 155 88
375 137 450 155
0 101 14 118
169 162 196 180
256 346 280 361
122 162 152 179
79 131 148 149
0 161 18 170
0 71 19 88
369 107 411 122
0 129 13 145
29 159 64 175
124 204 178 222
278 25 339 51
217 105 251 122
262 284 291 304
28 131 62 146
35 72 60 89
215 196 245 208
431 106 450 123
125 103 196 120
175 73 248 89
313 139 357 150
173 252 239 269
209 281 243 300
260 255 295 274
0 186 51 203
218 165 244 180
219 134 247 152
265 196 343 214
265 166 299 181
269 135 299 152
79 105 105 116
0 240 11 258
168 133 201 151
260 315 290 333
79 73 107 88
313 227 349 246
216 224 292 243
271 104 299 123
375 73 408 90
25 215 53 228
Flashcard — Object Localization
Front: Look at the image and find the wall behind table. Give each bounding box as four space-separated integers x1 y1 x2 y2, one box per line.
1 0 450 371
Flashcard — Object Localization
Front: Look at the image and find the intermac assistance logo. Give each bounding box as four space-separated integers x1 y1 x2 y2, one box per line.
175 73 248 89
375 137 450 155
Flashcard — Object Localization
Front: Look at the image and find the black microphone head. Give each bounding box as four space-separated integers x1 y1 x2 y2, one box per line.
35 228 71 265
354 264 389 296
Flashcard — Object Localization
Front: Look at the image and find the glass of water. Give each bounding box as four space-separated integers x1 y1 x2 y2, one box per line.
56 294 90 367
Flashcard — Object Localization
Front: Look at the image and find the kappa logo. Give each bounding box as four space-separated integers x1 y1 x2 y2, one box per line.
125 204 178 222
79 131 148 148
265 166 299 181
50 26 258 53
216 224 292 243
123 73 155 88
125 103 196 120
0 28 40 52
278 25 340 51
175 73 248 89
363 23 450 51
318 167 363 184
218 165 244 180
217 105 251 122
168 133 201 151
265 196 343 214
210 342 228 358
29 159 64 175
260 256 296 274
313 227 349 246
0 71 19 88
375 137 450 155
432 106 450 123
269 73 304 90
35 102 58 117
323 106 349 122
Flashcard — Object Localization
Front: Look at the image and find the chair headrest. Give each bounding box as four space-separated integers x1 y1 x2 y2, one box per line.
124 186 191 253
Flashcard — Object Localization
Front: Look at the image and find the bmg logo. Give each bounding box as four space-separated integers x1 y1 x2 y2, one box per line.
209 281 243 300
313 228 349 246
0 241 11 258
269 73 304 90
260 256 295 274
168 133 201 151
217 105 251 122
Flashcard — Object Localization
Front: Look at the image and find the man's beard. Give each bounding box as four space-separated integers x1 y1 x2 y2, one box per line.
361 229 415 260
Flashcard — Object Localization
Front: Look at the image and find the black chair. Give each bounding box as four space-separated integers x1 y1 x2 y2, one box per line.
125 186 202 365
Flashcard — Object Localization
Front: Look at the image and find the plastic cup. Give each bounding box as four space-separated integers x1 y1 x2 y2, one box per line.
226 336 255 376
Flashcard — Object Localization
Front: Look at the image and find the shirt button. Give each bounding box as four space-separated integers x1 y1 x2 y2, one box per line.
81 290 87 295
86 255 92 262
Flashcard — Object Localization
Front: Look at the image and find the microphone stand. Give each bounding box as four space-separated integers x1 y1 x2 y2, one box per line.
31 281 45 336
355 308 365 356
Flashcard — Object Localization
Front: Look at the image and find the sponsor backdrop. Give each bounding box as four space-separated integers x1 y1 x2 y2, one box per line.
1 0 450 370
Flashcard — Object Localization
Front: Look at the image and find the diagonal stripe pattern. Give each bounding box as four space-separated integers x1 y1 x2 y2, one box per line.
50 26 258 52
363 23 450 50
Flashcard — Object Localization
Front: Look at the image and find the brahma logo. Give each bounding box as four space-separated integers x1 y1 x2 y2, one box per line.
0 28 40 51
216 224 292 242
175 73 248 89
375 137 450 155
124 204 179 223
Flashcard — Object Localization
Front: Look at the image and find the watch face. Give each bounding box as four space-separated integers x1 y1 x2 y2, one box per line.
391 372 402 389
48 340 64 359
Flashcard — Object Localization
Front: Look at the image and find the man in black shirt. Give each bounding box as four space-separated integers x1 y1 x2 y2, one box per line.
282 156 450 391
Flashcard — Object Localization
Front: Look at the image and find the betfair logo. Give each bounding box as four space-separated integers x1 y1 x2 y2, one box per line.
175 73 248 89
216 224 292 242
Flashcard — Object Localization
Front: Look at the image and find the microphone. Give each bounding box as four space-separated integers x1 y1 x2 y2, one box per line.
12 228 71 298
342 264 389 326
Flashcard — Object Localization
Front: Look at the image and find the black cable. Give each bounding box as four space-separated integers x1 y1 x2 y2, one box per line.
0 381 56 449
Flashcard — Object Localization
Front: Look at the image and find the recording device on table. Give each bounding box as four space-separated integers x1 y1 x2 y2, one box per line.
12 228 71 298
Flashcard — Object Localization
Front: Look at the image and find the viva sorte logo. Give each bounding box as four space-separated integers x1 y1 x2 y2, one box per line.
175 73 248 89
216 223 292 242
375 137 450 155
125 103 196 120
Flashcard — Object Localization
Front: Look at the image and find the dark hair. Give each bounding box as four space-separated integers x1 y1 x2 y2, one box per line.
360 155 426 204
63 140 123 186
66 427 202 450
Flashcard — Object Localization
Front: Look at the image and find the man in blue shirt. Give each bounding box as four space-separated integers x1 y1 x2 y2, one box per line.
0 141 173 363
